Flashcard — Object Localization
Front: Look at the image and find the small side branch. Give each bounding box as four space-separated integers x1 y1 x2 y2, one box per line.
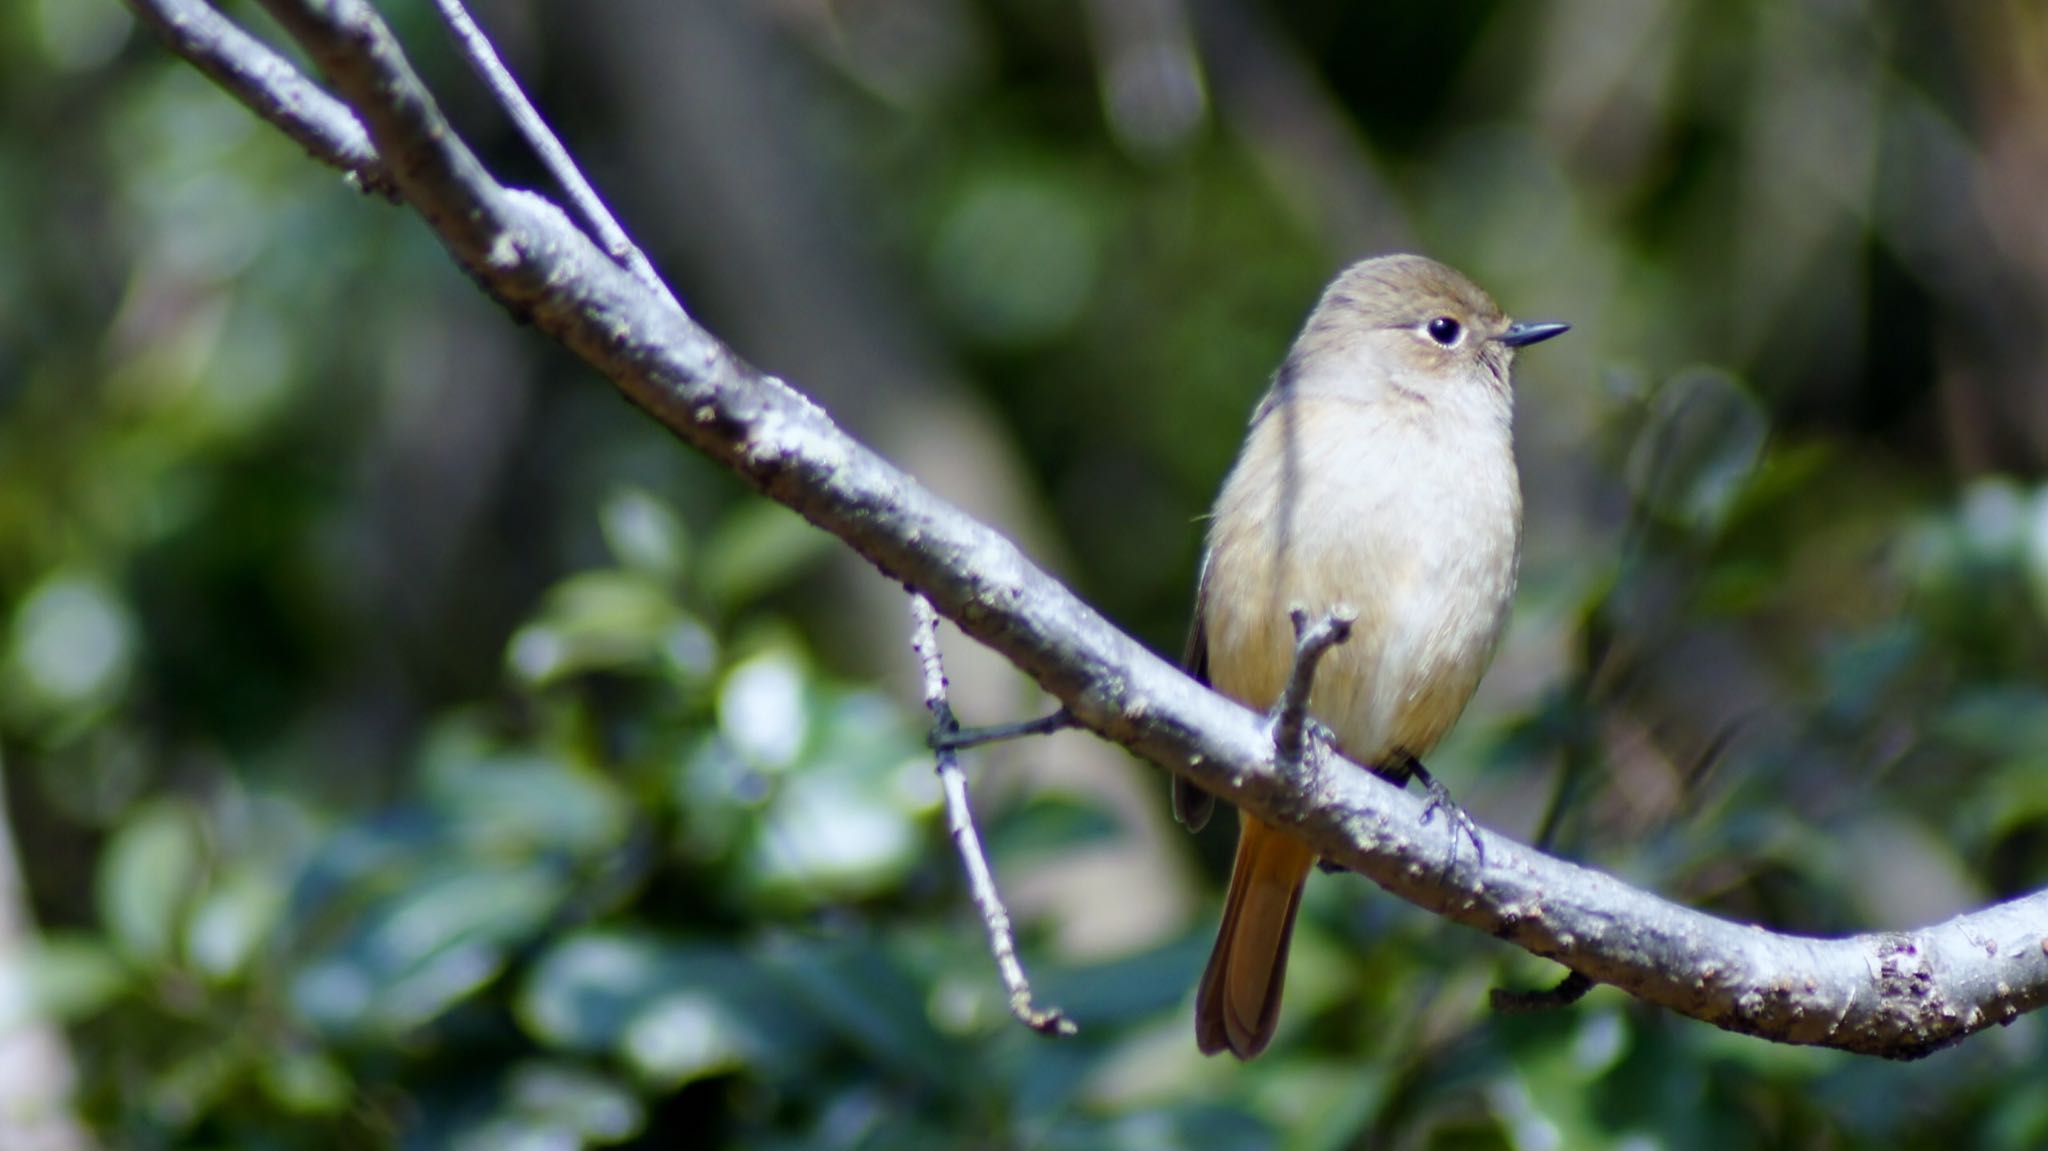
1272 606 1356 772
1492 970 1597 1014
122 0 397 199
908 595 1076 1037
428 0 681 311
928 708 1076 751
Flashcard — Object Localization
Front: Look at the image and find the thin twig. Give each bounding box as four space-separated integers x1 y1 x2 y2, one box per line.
1272 606 1355 771
928 708 1076 752
1492 971 1597 1014
427 0 681 310
120 0 398 199
908 595 1076 1037
252 0 505 249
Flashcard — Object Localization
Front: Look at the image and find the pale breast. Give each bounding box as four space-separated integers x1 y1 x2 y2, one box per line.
1200 395 1520 766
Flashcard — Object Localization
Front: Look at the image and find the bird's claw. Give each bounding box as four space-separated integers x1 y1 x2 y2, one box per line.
1304 717 1340 751
1418 772 1486 872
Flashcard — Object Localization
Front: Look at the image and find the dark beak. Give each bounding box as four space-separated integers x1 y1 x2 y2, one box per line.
1498 321 1570 348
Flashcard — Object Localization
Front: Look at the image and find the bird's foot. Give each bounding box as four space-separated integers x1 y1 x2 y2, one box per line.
1304 717 1340 751
1389 754 1486 872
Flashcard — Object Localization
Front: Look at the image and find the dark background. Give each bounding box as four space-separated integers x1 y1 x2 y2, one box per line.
5 0 2048 1146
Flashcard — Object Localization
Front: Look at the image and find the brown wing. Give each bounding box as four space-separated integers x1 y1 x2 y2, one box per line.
1173 555 1219 832
1179 375 1292 833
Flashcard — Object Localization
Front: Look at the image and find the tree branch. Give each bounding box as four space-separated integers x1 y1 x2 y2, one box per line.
128 0 2048 1060
909 595 1076 1037
122 0 397 200
1270 606 1353 775
427 0 679 309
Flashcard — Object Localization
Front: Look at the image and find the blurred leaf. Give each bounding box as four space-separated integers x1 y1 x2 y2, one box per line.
743 770 921 908
1989 1086 2048 1151
28 0 132 71
989 793 1122 863
1626 368 1769 534
258 1049 353 1116
718 648 811 770
1260 1059 1389 1151
1489 1006 1650 1151
0 933 130 1029
1964 753 2048 849
1817 623 1923 726
96 797 205 966
929 166 1102 347
292 859 569 1037
1036 1106 1273 1151
517 930 832 1087
763 933 960 1086
420 735 633 858
1935 685 2048 760
740 688 931 910
183 860 285 981
618 992 753 1086
506 569 713 688
699 500 834 609
499 1061 645 1146
1957 479 2031 564
1035 931 1207 1028
671 733 761 866
285 807 450 926
148 1038 247 1132
599 484 690 582
4 571 136 736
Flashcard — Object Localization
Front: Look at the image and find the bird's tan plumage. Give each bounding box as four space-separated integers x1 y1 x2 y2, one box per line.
1184 254 1561 1060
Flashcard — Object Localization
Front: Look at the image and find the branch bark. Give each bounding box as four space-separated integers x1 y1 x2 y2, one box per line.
125 0 2048 1060
125 0 397 199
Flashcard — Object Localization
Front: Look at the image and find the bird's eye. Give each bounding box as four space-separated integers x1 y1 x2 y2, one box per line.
1426 316 1463 346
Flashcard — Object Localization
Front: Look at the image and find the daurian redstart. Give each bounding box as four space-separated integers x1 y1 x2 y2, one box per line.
1178 254 1567 1059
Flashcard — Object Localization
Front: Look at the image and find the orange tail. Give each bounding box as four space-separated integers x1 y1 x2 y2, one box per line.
1195 813 1317 1059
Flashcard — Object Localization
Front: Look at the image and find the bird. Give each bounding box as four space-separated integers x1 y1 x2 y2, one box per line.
1177 253 1567 1060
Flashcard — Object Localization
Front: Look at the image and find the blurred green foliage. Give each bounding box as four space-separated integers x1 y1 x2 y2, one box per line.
7 0 2048 1148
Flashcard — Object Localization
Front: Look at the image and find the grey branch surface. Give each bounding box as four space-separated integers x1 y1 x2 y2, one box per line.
426 0 677 307
126 0 396 199
1271 606 1354 774
129 0 2048 1061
